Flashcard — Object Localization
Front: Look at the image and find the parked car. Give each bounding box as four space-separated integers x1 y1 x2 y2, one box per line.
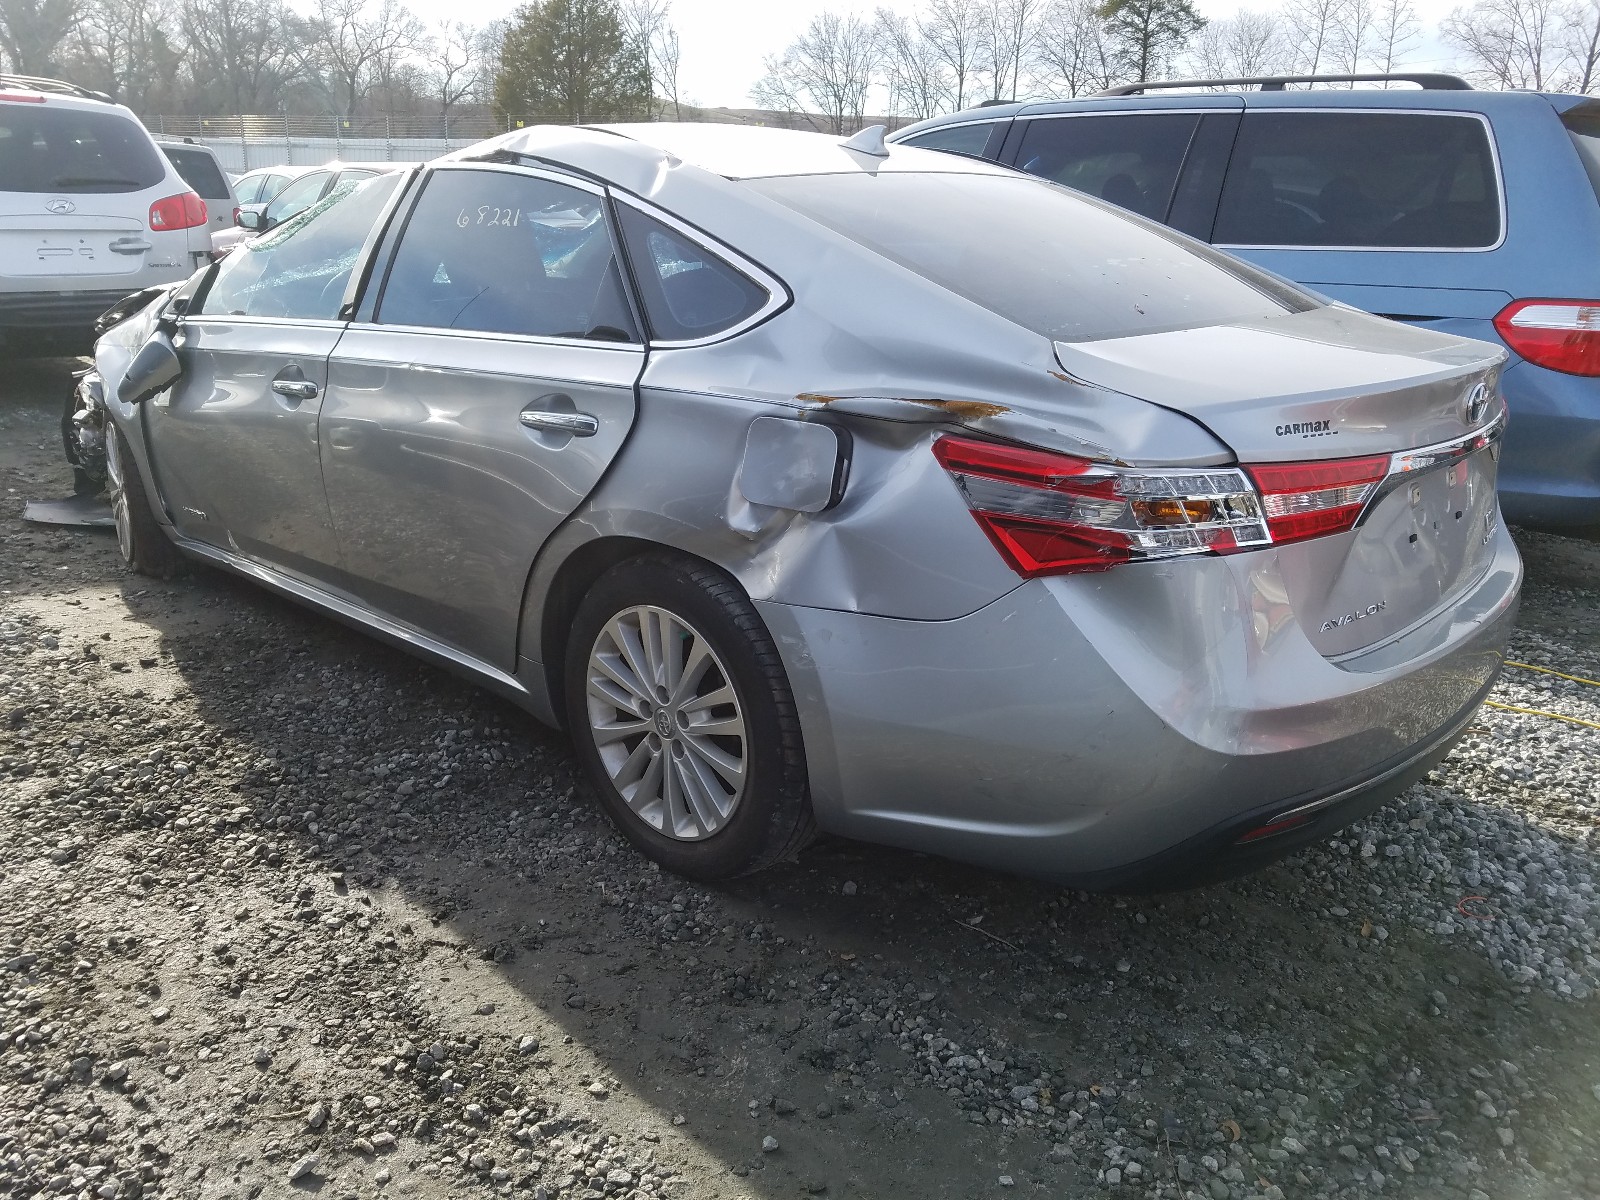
0 74 213 354
70 123 1519 889
156 138 237 250
891 73 1600 530
234 161 412 235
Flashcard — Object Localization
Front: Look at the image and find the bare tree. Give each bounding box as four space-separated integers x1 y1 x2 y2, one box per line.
1188 8 1289 78
301 0 426 117
1562 0 1600 90
618 0 665 114
1371 0 1419 73
876 5 953 118
1442 0 1568 89
473 15 510 107
1331 0 1378 74
427 18 478 116
66 0 178 107
180 0 303 112
1029 0 1115 95
752 10 879 134
655 20 682 115
1281 0 1346 74
1 0 79 74
981 0 1042 101
921 0 987 109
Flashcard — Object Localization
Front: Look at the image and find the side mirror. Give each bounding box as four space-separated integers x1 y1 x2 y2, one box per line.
236 206 266 232
120 333 182 405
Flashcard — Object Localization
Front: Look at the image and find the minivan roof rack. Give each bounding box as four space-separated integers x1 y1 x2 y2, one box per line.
0 73 114 102
1097 73 1473 96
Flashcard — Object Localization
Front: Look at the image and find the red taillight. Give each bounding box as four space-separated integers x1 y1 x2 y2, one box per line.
1493 299 1600 376
1244 455 1390 545
0 91 47 103
231 206 241 226
933 435 1272 576
148 191 208 231
934 436 1413 577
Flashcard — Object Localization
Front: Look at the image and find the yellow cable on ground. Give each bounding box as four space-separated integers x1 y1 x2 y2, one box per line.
1482 699 1600 732
1505 661 1600 689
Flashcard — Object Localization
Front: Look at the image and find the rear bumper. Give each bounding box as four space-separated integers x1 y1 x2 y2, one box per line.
759 522 1521 888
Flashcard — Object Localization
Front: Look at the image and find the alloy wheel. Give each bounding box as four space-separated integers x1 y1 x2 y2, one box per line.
104 427 134 563
585 604 747 841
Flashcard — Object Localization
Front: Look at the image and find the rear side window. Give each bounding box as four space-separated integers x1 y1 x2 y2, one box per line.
0 106 165 194
899 122 997 158
752 172 1313 343
1562 108 1600 204
377 169 638 341
163 147 230 200
616 206 769 341
1014 113 1200 222
1214 112 1501 249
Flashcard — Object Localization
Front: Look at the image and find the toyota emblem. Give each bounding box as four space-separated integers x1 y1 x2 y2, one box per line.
1462 382 1490 427
45 197 76 215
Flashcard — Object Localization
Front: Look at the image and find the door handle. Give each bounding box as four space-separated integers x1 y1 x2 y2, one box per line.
109 237 152 255
519 410 598 437
272 380 320 400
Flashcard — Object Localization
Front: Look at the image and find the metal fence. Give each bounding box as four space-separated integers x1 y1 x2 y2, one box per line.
141 114 531 171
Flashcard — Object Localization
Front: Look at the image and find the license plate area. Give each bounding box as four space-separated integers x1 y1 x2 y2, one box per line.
1279 445 1500 658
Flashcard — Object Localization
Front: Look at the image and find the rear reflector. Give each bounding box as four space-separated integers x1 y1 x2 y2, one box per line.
933 436 1270 576
1235 811 1316 844
1245 455 1390 545
149 191 208 231
1494 298 1600 376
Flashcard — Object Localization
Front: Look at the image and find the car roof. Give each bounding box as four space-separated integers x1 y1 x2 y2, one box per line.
450 121 1016 184
895 84 1583 137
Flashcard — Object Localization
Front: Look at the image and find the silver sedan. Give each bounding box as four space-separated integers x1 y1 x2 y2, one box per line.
74 122 1520 889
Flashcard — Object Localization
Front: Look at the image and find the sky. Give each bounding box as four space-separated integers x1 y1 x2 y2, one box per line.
406 0 1469 111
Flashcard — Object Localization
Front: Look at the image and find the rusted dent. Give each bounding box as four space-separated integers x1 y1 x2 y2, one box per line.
796 393 1008 419
905 398 1008 419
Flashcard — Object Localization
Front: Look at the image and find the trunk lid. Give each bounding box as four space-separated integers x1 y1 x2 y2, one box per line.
0 212 152 278
1053 305 1508 657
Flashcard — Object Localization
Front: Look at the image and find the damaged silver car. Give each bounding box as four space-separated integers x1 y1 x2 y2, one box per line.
71 123 1521 888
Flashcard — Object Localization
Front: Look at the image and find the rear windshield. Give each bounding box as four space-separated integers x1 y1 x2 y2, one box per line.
749 172 1314 343
0 105 166 194
1562 108 1600 205
163 146 231 200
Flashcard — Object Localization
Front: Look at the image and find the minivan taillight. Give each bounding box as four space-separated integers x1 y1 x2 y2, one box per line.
933 436 1272 575
935 436 1403 577
1493 299 1600 376
149 191 208 231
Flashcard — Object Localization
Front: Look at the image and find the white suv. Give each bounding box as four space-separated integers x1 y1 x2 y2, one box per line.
1 75 213 355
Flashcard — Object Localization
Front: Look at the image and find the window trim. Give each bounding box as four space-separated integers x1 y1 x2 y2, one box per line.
362 160 647 349
1211 107 1508 255
608 191 791 349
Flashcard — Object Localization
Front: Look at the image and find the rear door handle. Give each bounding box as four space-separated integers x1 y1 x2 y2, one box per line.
272 380 319 400
519 410 598 437
109 237 152 255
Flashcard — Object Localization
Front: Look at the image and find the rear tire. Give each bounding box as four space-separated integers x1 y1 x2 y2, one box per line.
564 552 815 880
106 423 185 579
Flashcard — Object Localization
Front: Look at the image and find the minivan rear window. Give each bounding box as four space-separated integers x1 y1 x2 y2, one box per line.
163 146 231 200
1561 107 1600 205
750 172 1315 343
1213 112 1501 249
0 106 165 194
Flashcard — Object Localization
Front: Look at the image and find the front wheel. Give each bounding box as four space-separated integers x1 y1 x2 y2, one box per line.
106 423 185 578
564 553 815 880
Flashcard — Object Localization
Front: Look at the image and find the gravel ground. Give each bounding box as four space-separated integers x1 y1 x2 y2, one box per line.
2 355 1599 1200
